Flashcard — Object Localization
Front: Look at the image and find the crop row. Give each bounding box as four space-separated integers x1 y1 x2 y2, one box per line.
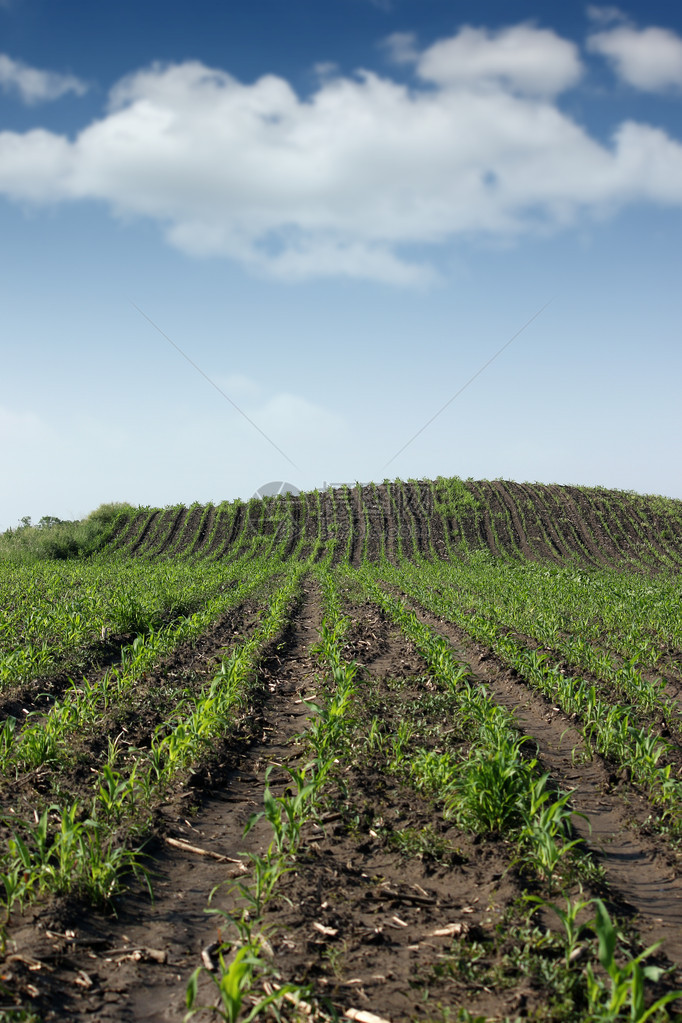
374 557 682 829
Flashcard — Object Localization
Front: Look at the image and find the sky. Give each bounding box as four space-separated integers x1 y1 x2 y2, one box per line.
1 0 681 530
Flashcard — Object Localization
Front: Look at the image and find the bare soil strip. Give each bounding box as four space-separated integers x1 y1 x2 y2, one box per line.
154 508 191 558
491 481 536 561
349 489 365 568
128 511 165 557
189 506 219 558
330 490 351 566
516 482 572 563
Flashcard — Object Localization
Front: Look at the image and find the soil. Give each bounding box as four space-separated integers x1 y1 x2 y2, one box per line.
6 586 682 1022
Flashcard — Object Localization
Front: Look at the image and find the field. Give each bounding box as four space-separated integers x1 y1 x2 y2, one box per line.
2 478 682 1022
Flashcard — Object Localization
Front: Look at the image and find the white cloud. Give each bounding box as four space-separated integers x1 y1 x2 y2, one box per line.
586 6 627 27
0 128 73 201
382 32 419 65
0 53 88 103
415 24 583 96
313 62 339 80
588 24 682 91
0 26 681 283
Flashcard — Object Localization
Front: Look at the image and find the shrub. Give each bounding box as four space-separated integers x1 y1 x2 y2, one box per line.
0 503 136 562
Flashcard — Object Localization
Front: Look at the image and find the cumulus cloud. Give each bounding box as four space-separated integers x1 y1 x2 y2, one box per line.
588 23 682 91
0 53 88 103
414 24 583 96
0 23 682 283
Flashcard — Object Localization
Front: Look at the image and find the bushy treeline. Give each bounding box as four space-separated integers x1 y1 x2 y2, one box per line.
0 503 135 562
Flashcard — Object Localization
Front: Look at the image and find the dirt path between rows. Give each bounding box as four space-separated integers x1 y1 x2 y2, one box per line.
411 602 682 965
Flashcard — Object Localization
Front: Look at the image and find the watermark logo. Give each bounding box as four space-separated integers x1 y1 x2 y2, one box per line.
252 481 301 499
250 482 303 542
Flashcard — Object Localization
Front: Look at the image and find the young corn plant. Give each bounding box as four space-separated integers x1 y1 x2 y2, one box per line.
585 899 682 1022
519 775 587 892
185 941 308 1023
7 804 150 908
445 736 537 834
245 763 321 856
526 893 595 970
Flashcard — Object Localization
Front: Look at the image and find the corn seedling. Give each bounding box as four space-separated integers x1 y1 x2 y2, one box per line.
585 899 682 1022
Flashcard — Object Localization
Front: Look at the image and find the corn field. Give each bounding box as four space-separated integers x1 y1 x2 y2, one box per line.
1 477 682 1023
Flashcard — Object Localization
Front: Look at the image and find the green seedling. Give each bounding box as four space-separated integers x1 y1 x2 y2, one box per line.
446 739 535 834
526 894 595 968
226 848 289 922
8 804 151 907
245 763 319 855
586 899 682 1022
365 716 385 753
0 716 16 762
185 940 309 1023
519 776 586 891
96 763 138 822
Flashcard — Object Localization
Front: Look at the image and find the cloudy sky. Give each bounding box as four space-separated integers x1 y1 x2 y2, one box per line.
1 0 681 529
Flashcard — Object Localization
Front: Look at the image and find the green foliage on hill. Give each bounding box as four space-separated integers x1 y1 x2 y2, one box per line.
0 503 135 563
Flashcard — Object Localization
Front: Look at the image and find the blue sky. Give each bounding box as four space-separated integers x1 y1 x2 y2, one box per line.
1 0 681 530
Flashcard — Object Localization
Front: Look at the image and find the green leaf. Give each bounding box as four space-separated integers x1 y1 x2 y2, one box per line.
592 899 617 973
185 966 200 1009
